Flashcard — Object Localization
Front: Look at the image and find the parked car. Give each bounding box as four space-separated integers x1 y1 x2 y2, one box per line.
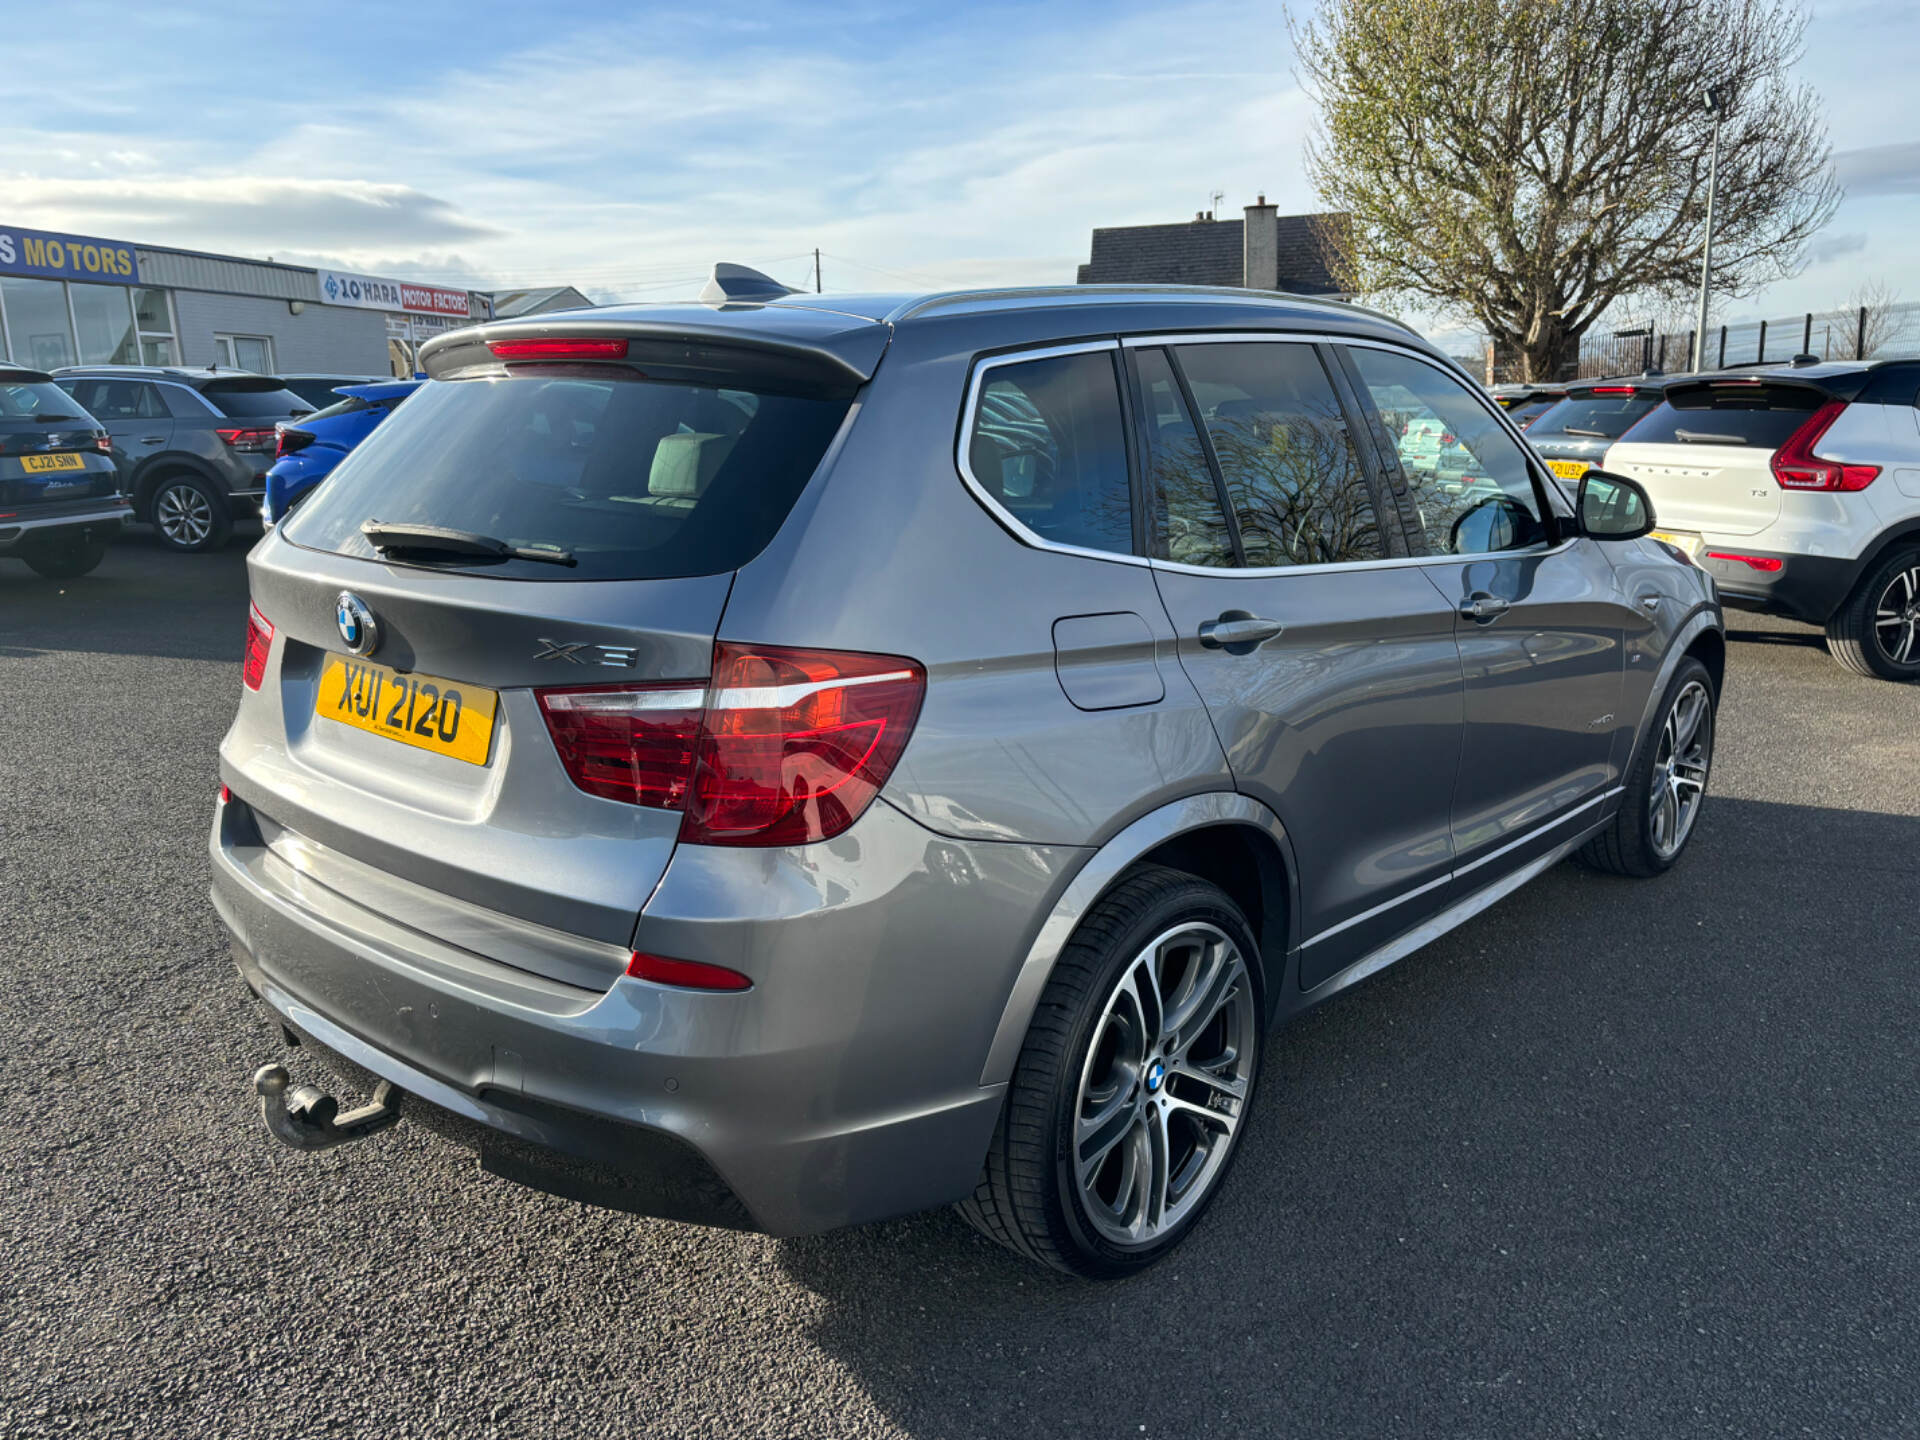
1526 375 1684 488
53 365 314 552
1487 381 1568 429
1603 359 1920 680
278 373 391 412
217 269 1723 1278
265 380 421 524
0 365 128 577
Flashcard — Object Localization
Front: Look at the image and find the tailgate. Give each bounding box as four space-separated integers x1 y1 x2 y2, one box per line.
1604 442 1780 536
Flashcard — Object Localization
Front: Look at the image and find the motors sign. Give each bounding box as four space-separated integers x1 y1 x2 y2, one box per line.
0 226 140 285
318 269 470 318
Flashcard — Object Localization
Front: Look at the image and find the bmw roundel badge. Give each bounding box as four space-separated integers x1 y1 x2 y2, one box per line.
335 592 379 656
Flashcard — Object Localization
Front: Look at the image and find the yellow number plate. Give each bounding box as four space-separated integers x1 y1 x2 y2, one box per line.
1649 529 1703 559
316 655 499 766
22 452 87 473
1546 459 1590 481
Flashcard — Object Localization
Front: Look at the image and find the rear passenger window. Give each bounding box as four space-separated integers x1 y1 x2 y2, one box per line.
1134 348 1234 568
967 351 1134 556
1347 348 1550 557
1174 342 1383 568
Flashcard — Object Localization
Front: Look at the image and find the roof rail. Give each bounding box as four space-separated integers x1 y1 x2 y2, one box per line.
885 283 1412 333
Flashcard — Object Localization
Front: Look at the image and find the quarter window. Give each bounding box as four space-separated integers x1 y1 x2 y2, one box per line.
1348 348 1550 557
1174 341 1383 568
966 350 1134 557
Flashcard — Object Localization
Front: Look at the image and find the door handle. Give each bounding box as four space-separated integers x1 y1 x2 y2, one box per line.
139 435 165 444
1459 593 1510 623
1198 614 1285 650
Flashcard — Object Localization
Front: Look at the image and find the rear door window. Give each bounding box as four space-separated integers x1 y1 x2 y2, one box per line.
1527 391 1661 441
966 349 1134 556
1134 347 1236 568
284 372 853 580
1618 383 1821 447
1173 341 1384 568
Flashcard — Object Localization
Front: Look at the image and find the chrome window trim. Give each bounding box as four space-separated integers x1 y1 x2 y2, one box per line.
956 328 1563 574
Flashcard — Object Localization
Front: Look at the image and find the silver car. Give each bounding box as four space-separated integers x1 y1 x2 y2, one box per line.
213 269 1723 1277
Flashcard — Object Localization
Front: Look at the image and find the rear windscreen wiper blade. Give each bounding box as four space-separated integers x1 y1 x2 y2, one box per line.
360 520 577 567
33 414 83 423
1673 429 1747 445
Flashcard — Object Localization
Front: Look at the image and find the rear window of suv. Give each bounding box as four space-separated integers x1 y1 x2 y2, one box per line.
1527 390 1661 441
1619 382 1821 448
283 373 852 580
0 378 81 419
201 381 313 418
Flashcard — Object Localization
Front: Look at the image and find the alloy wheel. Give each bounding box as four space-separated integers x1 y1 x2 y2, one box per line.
1648 678 1712 859
1872 563 1920 668
1072 922 1256 1248
155 483 214 547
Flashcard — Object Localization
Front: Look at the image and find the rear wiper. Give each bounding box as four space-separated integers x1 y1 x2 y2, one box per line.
33 413 83 423
1560 426 1612 438
1673 429 1747 445
360 520 577 567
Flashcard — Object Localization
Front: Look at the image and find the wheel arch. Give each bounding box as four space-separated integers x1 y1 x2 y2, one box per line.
978 792 1298 1087
1624 607 1723 778
129 455 223 519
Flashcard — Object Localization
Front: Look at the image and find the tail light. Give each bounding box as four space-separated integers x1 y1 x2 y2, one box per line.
1439 431 1457 445
275 426 315 458
1590 386 1636 395
1771 401 1879 491
242 603 274 690
217 427 278 454
94 434 112 453
535 642 926 848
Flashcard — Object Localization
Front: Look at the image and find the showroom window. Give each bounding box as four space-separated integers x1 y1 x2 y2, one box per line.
215 334 275 373
0 278 178 369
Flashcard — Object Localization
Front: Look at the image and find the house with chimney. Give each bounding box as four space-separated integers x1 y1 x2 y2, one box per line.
1076 196 1347 296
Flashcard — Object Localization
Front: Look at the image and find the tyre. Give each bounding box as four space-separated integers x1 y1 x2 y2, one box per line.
1825 544 1920 681
959 865 1264 1277
149 474 231 553
1579 656 1715 878
20 531 110 579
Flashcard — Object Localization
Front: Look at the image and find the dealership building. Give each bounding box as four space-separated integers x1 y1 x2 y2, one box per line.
0 223 588 378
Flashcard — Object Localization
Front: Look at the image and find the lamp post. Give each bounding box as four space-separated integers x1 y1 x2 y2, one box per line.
1691 86 1730 372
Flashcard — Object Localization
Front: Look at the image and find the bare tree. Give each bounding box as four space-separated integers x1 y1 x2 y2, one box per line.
1833 278 1912 360
1294 0 1841 381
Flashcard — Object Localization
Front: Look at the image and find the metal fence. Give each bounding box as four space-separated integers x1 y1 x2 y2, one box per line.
1486 299 1920 384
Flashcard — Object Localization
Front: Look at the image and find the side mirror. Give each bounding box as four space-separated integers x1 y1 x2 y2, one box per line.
1575 469 1656 540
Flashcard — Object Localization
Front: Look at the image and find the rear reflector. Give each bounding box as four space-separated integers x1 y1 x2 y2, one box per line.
625 951 753 991
1771 401 1879 491
217 427 278 453
219 784 231 804
534 642 926 847
488 337 629 361
536 683 706 808
243 603 274 690
1706 551 1785 573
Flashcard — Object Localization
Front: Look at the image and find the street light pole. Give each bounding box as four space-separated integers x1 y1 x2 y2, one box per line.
1691 87 1729 372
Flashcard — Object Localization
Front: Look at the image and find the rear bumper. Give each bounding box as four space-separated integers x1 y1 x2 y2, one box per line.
209 789 1080 1235
1690 544 1858 624
0 502 129 551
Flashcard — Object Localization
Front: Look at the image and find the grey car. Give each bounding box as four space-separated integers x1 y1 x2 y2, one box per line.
212 269 1724 1277
54 365 314 552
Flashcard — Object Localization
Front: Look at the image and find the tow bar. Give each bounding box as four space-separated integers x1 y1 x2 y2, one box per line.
252 1063 401 1151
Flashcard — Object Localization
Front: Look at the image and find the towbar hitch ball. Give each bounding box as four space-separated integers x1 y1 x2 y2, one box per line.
252 1063 401 1151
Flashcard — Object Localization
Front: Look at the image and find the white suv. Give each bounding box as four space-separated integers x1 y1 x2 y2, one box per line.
1603 360 1920 680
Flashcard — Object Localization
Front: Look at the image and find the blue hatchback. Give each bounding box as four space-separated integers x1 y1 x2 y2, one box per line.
264 380 421 523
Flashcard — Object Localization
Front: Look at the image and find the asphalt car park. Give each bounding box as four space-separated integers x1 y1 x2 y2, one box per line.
2 531 1915 1438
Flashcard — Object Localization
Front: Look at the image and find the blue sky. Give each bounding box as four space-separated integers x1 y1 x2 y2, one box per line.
6 0 1918 339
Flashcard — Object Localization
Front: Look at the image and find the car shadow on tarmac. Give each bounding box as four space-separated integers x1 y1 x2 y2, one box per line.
772 794 1920 1439
0 530 253 663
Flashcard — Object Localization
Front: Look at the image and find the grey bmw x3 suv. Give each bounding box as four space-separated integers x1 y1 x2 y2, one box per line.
212 268 1723 1276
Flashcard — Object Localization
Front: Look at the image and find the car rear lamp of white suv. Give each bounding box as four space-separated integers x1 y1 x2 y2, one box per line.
1771 401 1881 492
536 642 926 847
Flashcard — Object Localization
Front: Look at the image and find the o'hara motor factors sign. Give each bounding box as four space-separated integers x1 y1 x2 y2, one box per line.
318 269 471 318
0 226 140 285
